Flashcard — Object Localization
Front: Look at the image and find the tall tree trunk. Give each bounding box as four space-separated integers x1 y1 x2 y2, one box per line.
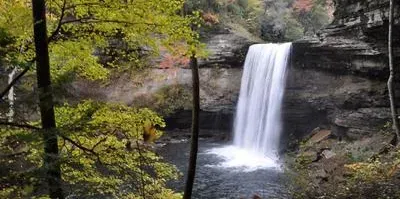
31 0 64 198
183 55 200 199
388 0 400 145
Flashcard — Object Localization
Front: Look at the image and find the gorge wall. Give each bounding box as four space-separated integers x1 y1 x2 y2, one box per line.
68 0 400 142
69 26 258 132
287 0 400 140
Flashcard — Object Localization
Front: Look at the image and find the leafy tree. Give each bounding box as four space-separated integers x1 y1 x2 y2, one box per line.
0 0 202 198
258 0 332 41
1 101 182 198
292 0 332 35
31 0 63 198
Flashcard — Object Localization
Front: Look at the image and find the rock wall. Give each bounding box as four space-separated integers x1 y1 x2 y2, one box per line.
69 26 258 132
68 0 399 141
287 0 400 140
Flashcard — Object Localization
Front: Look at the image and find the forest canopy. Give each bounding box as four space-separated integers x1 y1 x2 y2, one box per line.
187 0 334 41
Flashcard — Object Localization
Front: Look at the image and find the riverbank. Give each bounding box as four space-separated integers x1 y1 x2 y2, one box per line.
284 127 400 199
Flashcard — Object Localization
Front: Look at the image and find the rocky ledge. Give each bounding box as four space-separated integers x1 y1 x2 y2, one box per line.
286 0 400 140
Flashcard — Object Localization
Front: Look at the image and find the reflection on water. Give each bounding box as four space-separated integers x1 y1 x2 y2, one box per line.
157 139 289 199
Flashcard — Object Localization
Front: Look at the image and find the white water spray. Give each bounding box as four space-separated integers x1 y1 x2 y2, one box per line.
208 43 292 170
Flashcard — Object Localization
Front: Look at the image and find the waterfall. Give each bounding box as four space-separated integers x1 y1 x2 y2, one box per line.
208 43 291 170
233 43 291 159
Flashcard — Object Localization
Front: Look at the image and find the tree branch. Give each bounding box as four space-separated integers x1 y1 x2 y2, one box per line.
0 59 36 101
60 18 163 27
0 121 40 130
0 151 28 158
60 135 94 154
1 1 65 101
91 137 107 151
59 133 105 164
48 0 67 42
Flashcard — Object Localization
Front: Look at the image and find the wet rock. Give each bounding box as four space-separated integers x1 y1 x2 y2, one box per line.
322 150 336 159
198 27 261 68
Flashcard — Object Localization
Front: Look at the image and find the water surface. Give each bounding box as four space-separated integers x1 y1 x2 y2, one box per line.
158 139 289 199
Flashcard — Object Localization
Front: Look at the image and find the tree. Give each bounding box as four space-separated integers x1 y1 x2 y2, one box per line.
31 0 63 198
0 0 201 198
293 0 331 36
183 55 200 199
387 0 400 145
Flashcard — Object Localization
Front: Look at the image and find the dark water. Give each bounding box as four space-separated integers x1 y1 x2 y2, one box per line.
157 139 289 199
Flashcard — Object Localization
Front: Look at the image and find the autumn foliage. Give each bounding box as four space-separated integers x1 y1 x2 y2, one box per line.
202 12 220 25
159 45 191 69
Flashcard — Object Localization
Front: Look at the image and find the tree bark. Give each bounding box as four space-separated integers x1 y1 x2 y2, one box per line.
388 0 400 145
183 55 200 199
31 0 64 198
7 68 17 122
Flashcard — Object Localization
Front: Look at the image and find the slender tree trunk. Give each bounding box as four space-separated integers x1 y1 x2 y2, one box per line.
183 55 200 199
7 68 17 122
388 0 400 145
31 0 64 198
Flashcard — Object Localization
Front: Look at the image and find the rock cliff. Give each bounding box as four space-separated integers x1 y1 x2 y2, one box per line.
69 25 259 131
68 0 399 141
287 0 400 140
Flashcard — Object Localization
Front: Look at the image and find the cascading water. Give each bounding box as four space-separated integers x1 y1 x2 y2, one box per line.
208 43 292 170
234 43 292 159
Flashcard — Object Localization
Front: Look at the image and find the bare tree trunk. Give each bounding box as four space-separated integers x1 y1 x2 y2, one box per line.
31 0 64 198
183 55 200 199
388 0 400 145
7 68 17 122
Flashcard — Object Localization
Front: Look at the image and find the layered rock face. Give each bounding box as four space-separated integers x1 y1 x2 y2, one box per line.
69 27 258 131
69 0 399 141
287 0 400 139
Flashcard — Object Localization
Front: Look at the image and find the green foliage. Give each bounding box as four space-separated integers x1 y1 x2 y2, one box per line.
190 0 332 42
283 13 305 40
286 132 400 199
345 148 400 183
0 0 201 84
293 0 332 35
1 1 203 197
1 101 181 198
152 85 191 116
185 0 261 21
49 39 109 83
